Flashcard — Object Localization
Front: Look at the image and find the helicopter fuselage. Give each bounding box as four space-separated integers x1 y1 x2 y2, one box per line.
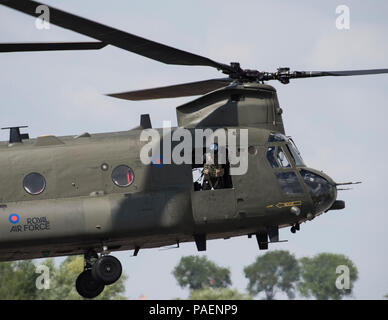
0 84 338 261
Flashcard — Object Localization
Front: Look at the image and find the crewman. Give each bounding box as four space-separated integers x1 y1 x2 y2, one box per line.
202 143 225 190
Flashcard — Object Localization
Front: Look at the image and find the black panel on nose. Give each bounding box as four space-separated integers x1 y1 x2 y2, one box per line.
300 169 337 214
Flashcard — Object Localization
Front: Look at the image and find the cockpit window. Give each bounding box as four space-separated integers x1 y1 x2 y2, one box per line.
266 147 278 168
275 172 303 194
276 147 291 168
300 169 336 213
286 143 304 166
268 132 287 142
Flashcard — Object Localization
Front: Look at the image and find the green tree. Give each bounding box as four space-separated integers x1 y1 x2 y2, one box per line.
0 256 127 300
244 250 300 300
189 287 252 300
0 260 39 299
173 255 231 290
298 253 358 300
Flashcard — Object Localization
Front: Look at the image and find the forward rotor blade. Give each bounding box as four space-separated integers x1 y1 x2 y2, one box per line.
266 68 388 84
107 78 233 101
335 69 388 76
0 41 107 52
0 0 232 73
296 68 388 78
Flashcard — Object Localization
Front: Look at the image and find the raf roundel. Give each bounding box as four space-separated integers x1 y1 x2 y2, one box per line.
9 213 20 224
151 157 164 168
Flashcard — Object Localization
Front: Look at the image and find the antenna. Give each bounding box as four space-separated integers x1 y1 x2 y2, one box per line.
1 126 29 144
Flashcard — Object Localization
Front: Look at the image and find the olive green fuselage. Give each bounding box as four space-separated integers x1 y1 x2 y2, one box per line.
0 84 336 261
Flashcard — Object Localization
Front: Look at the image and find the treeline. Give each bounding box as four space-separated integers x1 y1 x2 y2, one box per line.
0 249 379 300
172 250 359 300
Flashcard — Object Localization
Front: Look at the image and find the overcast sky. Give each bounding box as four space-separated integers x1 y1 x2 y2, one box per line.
1 0 388 299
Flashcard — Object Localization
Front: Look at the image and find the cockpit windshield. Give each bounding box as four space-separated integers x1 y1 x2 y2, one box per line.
268 133 305 166
286 142 305 166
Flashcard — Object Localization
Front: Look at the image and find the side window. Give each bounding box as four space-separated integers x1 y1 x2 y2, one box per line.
275 172 303 194
23 172 46 195
111 165 134 187
266 147 278 168
276 147 291 168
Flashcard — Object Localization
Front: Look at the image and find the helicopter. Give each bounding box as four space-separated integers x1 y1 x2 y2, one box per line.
0 0 386 299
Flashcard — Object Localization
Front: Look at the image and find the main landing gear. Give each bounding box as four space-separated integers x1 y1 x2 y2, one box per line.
76 249 122 299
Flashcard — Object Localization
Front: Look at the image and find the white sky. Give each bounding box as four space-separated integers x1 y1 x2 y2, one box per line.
0 0 387 299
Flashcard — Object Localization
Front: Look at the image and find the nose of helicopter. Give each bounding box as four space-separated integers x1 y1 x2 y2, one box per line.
300 169 337 215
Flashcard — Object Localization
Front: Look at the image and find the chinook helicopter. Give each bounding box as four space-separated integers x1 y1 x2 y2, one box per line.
0 0 386 299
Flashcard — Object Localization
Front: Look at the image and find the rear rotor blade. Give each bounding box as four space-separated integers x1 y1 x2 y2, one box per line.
107 78 233 101
0 41 106 52
0 0 232 73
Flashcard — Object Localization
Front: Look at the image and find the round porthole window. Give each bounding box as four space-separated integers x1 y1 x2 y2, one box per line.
248 146 257 155
23 172 46 195
111 165 134 187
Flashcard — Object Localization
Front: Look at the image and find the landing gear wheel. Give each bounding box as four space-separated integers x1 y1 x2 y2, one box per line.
76 270 105 299
92 255 122 285
291 226 296 233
